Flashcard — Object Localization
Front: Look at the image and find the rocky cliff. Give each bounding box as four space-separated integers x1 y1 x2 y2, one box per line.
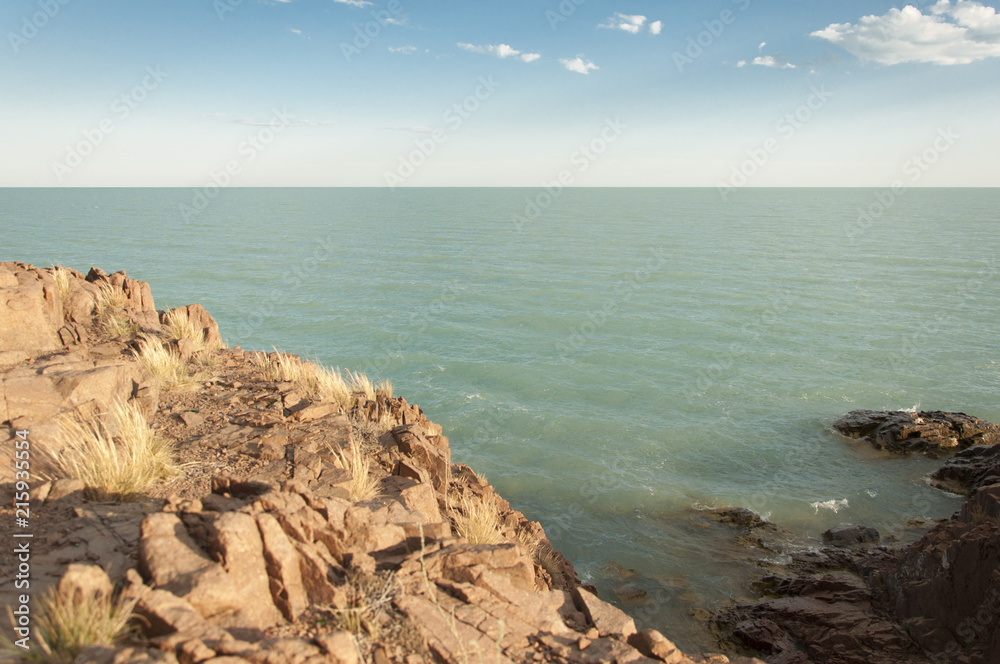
0 262 764 664
713 410 1000 664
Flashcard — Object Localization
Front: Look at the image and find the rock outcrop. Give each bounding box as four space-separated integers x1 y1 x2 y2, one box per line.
832 409 1000 456
715 420 1000 663
2 262 764 664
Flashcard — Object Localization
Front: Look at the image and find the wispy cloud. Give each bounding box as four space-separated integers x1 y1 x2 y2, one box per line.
599 13 662 35
389 46 418 54
289 28 305 37
232 115 334 127
737 54 796 69
387 126 434 133
332 0 373 7
599 13 646 33
812 0 1000 65
457 42 541 63
559 56 599 75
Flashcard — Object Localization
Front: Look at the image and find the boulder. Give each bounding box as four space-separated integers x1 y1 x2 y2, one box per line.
393 425 450 494
833 410 1000 456
164 304 221 348
930 443 1000 494
822 525 880 547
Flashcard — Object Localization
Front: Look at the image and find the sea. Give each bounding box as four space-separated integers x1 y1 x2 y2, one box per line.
3 187 998 650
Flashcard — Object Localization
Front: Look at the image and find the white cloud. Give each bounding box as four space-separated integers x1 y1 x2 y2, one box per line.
812 1 1000 65
751 54 796 69
458 43 539 63
649 20 663 35
389 46 418 54
559 56 599 74
599 13 647 34
758 41 767 52
332 0 373 7
289 28 303 36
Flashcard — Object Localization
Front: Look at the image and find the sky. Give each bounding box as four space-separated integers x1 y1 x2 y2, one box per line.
2 0 999 187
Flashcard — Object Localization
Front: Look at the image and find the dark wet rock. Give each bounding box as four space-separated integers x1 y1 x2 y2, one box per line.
930 443 1000 494
821 525 880 548
832 409 1000 456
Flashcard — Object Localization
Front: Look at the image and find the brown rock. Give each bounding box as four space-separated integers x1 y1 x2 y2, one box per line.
164 304 221 348
179 411 206 427
931 443 1000 494
833 410 1000 456
0 278 61 352
293 402 339 422
314 631 359 664
572 585 637 639
256 513 309 622
393 425 450 494
205 512 284 629
138 513 246 623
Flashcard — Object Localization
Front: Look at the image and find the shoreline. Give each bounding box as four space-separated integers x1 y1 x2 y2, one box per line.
1 261 766 663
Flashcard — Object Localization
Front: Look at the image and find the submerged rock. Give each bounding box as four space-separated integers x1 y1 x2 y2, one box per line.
821 525 880 548
832 409 1000 456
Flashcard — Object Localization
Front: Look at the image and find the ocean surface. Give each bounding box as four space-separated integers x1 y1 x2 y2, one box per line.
3 187 998 650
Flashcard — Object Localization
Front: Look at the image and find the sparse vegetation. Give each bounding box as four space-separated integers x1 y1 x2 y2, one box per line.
45 399 180 502
134 336 197 391
164 308 203 351
52 266 72 301
325 570 396 639
334 441 383 503
94 280 137 340
1 583 140 664
452 493 504 545
251 351 391 410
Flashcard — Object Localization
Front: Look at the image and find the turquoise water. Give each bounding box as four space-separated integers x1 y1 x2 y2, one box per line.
3 188 997 649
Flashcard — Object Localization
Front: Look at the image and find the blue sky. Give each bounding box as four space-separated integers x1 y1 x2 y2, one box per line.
2 0 999 186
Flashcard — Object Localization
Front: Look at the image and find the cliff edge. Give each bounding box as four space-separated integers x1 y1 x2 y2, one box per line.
0 262 764 664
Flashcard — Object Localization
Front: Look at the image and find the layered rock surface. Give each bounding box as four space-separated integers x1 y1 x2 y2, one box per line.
1 262 765 664
713 407 1000 664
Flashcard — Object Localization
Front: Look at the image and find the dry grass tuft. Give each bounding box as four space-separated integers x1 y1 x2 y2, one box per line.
253 351 391 411
324 570 396 639
134 337 196 391
164 308 203 350
52 266 72 301
45 400 180 502
101 311 138 341
452 493 504 545
2 583 140 664
333 441 383 503
95 281 126 314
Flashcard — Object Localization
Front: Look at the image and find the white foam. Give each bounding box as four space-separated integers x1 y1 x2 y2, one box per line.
811 499 849 514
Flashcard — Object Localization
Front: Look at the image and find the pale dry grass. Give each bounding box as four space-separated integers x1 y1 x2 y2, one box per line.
1 584 139 664
45 400 180 502
164 308 203 351
52 266 72 301
95 281 126 314
452 493 504 545
101 311 139 341
134 337 196 391
253 351 390 410
333 441 383 503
